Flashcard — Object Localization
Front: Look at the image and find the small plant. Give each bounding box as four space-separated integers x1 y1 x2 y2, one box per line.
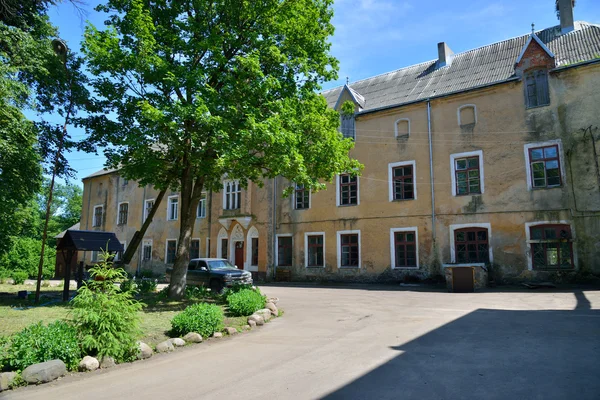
11 270 28 285
171 303 224 338
140 269 156 279
138 278 157 294
185 285 210 299
227 288 266 317
119 277 137 293
71 252 143 362
41 280 50 287
0 321 82 371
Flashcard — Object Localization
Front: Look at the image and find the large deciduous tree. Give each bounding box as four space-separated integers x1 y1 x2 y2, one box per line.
83 0 361 298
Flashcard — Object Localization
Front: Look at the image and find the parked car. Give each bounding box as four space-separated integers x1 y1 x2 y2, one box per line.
165 258 253 293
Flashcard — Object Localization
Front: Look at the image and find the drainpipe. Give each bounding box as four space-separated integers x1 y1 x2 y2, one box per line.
272 177 277 280
427 100 436 240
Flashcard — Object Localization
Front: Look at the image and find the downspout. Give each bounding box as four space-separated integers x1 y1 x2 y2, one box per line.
427 100 436 241
272 177 277 280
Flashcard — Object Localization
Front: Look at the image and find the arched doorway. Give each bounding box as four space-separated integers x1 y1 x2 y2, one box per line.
230 224 245 269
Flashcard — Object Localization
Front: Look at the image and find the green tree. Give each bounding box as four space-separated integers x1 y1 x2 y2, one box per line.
83 0 361 298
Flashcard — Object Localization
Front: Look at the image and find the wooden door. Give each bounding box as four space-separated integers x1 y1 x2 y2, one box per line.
452 267 475 292
234 242 244 269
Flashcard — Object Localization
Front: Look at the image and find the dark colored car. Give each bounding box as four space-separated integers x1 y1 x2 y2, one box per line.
165 258 253 293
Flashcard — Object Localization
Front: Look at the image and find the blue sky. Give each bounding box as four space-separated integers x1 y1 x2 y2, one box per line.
47 0 600 186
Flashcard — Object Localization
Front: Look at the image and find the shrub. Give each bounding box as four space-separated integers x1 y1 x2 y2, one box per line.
227 289 266 317
71 253 143 362
11 270 28 285
138 278 157 294
221 283 254 300
171 303 224 338
185 285 210 299
119 278 137 293
0 321 81 371
0 237 55 280
140 269 156 279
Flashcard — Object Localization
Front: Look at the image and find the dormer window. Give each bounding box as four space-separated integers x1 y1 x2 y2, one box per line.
525 69 550 108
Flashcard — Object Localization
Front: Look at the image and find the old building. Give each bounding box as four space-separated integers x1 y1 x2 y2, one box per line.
80 0 600 283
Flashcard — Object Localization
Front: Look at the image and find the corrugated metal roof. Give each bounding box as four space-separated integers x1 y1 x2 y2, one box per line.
323 22 600 113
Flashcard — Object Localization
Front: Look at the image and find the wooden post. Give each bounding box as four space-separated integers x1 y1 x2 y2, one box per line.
63 249 72 302
77 260 84 289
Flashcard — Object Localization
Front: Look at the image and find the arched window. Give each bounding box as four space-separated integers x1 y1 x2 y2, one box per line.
394 118 410 138
457 104 477 127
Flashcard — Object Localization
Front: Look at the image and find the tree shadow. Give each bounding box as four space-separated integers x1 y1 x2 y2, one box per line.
322 291 600 400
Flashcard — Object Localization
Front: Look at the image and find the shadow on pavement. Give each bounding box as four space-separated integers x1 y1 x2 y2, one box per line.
322 291 600 400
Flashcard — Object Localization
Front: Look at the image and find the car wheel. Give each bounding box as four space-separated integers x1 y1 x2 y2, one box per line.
210 280 223 294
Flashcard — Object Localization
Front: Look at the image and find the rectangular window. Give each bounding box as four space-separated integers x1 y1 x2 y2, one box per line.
340 233 359 268
223 180 241 210
454 228 489 263
454 156 481 195
295 184 310 210
166 239 177 264
307 234 324 267
339 174 358 206
190 239 200 260
341 115 355 140
251 238 259 266
142 240 152 261
144 199 154 221
114 241 126 262
394 231 417 268
168 196 179 220
530 224 573 270
392 165 414 200
277 236 293 267
93 205 103 227
197 193 207 218
118 203 128 225
91 250 99 262
528 145 561 188
221 238 228 259
525 69 550 108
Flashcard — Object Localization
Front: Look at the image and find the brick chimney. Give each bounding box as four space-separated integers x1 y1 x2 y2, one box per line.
437 42 454 68
557 0 574 34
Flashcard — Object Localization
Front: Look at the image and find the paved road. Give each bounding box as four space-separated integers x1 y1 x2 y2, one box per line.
4 285 600 400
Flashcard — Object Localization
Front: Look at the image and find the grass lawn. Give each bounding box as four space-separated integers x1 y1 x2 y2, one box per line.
0 284 250 347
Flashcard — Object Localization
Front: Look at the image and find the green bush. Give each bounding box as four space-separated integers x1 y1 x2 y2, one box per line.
185 285 210 299
0 321 81 372
171 303 224 338
119 278 137 293
71 254 143 362
227 289 266 317
0 237 55 280
138 278 157 294
11 270 28 285
221 283 254 300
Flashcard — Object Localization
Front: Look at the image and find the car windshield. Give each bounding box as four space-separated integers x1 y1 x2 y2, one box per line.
208 260 237 270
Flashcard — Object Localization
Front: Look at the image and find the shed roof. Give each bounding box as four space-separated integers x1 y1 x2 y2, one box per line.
322 22 600 114
54 222 80 239
56 230 124 252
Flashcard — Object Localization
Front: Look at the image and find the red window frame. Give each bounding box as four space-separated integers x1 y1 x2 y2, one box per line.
529 224 573 270
340 234 359 267
295 184 310 209
528 145 561 188
454 228 489 263
394 231 417 268
339 174 358 205
392 166 414 200
454 156 481 195
307 235 324 267
277 236 292 267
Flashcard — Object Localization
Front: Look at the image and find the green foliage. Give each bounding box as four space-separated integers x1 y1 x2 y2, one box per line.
11 271 28 285
140 269 157 279
185 285 211 300
220 283 254 301
71 254 143 362
138 278 157 294
119 278 137 293
170 303 224 338
340 100 356 117
0 321 82 372
0 236 55 279
227 289 266 317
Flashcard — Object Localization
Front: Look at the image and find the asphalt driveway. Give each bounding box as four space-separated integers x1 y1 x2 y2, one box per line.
4 284 600 400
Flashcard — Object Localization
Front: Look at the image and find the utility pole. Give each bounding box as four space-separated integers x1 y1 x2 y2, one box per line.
35 39 72 304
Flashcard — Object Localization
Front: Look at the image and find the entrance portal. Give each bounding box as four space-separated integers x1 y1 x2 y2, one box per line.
234 241 244 269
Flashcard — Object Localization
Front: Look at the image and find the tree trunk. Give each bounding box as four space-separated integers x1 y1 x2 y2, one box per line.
168 174 205 299
121 188 167 265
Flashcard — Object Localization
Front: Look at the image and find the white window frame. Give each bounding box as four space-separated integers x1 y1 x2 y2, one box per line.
523 139 566 190
91 250 99 262
336 174 360 207
336 229 361 269
388 160 417 202
390 227 419 269
144 198 155 221
275 233 293 267
524 220 577 271
114 241 126 262
304 232 325 268
190 237 201 260
165 239 178 264
167 195 179 221
450 150 485 197
117 201 129 225
217 228 228 259
449 223 493 264
394 118 410 138
223 180 241 210
142 239 153 261
294 184 311 210
197 193 207 218
457 104 477 126
92 205 103 227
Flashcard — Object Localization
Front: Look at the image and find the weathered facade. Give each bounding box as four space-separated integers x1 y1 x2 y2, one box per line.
80 1 600 283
